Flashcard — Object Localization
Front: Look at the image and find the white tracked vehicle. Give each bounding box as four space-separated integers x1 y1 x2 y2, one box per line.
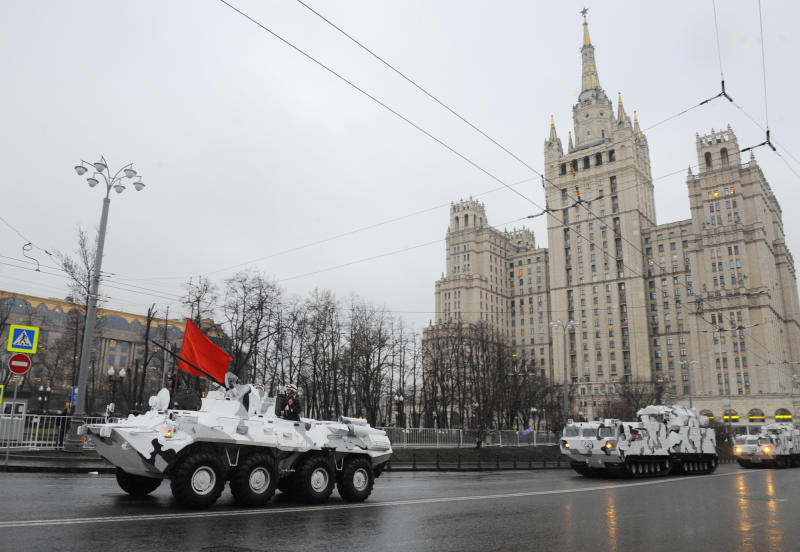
560 405 718 477
734 423 800 468
80 381 392 509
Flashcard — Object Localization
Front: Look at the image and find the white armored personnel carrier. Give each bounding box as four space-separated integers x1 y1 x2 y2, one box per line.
80 381 393 509
734 423 800 468
560 405 718 477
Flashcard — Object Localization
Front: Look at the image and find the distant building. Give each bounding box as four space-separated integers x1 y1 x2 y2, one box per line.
0 290 185 413
424 14 800 424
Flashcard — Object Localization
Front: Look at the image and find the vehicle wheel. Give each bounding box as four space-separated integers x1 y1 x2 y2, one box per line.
337 457 375 502
170 450 225 509
230 453 277 507
293 455 335 504
115 467 162 496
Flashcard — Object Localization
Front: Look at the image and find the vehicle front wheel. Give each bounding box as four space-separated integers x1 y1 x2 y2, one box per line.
170 450 225 509
294 455 335 504
115 467 162 496
337 457 375 502
230 453 277 507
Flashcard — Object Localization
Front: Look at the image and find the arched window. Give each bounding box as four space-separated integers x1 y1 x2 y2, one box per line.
775 408 793 421
705 151 713 168
455 217 459 230
699 409 714 421
747 408 764 422
464 215 469 227
723 409 739 421
720 147 729 165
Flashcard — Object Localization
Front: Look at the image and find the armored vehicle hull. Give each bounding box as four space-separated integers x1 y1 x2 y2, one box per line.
81 386 392 508
560 405 718 478
734 423 800 468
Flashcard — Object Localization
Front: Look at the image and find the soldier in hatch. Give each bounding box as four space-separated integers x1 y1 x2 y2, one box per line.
279 383 302 421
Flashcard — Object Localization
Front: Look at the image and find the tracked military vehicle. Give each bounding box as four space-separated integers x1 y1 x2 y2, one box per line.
560 405 718 477
734 423 800 468
80 381 392 509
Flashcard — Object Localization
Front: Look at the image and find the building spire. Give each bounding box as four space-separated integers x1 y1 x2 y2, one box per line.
579 9 601 95
634 110 642 138
568 130 573 151
549 114 558 141
581 8 591 45
617 92 627 122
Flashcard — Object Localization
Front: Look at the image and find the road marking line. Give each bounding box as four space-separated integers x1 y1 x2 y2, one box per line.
0 471 756 529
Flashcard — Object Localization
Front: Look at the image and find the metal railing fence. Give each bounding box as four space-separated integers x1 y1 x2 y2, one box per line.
379 427 557 448
0 414 113 450
0 414 557 451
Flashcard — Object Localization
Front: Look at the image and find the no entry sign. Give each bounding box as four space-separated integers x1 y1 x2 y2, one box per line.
8 353 31 375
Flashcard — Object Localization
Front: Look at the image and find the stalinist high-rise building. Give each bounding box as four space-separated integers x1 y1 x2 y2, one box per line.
425 14 800 424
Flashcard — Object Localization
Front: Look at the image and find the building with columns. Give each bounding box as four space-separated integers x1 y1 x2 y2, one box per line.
425 14 800 425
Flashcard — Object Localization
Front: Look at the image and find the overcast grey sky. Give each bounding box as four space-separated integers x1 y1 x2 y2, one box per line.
2 1 799 331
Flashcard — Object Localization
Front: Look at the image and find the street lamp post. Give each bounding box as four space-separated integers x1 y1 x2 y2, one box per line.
550 320 576 421
37 385 51 414
107 366 126 410
64 156 145 452
394 392 404 428
680 360 698 408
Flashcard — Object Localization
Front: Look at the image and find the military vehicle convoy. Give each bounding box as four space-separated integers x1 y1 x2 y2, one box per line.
734 423 800 468
560 405 718 477
80 382 393 509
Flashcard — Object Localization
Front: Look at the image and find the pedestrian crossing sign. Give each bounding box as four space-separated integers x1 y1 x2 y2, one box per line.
7 325 39 354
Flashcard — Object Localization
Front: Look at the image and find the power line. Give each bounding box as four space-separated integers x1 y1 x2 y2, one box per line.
218 0 539 211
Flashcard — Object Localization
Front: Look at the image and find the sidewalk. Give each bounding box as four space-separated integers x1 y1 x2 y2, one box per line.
0 450 115 473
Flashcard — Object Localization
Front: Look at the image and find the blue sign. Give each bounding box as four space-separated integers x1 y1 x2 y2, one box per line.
7 325 39 354
71 386 78 406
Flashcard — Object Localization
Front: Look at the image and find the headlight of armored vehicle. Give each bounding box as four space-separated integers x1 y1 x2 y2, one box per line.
734 446 742 454
162 422 176 438
761 446 771 454
604 441 615 450
561 439 570 449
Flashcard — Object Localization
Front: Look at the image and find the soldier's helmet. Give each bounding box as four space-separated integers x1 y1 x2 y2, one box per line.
286 383 298 394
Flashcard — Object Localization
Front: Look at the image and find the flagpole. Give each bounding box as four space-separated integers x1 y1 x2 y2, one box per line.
150 339 229 389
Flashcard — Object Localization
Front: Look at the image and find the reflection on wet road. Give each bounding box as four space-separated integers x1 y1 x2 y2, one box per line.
2 465 799 551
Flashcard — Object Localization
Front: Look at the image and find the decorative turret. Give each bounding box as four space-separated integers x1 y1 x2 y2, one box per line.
617 92 627 123
449 197 487 233
544 114 564 163
696 125 741 173
634 110 642 139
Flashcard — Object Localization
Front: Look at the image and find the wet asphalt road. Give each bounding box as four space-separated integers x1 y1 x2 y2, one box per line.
2 465 799 552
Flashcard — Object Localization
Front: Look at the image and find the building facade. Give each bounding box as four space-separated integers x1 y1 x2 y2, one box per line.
425 14 800 424
0 290 185 414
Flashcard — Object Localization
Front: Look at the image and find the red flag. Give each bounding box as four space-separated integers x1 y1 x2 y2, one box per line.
178 320 231 385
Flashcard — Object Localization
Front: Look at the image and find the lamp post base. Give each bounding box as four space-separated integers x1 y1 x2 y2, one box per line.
63 416 86 453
